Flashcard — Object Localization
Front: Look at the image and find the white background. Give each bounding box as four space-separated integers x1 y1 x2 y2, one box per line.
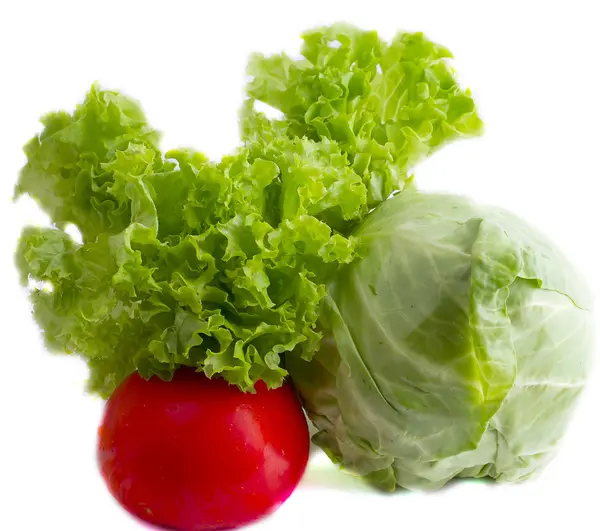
1 1 599 530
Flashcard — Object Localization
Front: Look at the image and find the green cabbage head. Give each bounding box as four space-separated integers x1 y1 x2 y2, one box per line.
288 191 594 491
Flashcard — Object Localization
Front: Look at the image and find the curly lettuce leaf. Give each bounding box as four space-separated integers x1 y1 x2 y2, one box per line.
245 24 483 205
16 85 161 243
15 85 364 396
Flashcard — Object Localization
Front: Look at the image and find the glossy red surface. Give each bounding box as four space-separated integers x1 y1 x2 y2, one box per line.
97 369 310 531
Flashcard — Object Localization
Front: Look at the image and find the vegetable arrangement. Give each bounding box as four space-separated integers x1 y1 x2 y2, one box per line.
14 23 593 531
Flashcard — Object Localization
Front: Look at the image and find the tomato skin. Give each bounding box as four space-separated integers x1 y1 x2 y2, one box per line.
97 369 310 531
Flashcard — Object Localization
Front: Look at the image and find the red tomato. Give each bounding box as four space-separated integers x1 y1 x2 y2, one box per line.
97 368 310 530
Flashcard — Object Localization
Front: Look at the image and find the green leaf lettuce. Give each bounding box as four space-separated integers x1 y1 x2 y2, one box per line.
246 24 483 206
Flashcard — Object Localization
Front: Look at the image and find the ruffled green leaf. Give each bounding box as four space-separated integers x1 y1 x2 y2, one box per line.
15 85 361 396
246 24 483 206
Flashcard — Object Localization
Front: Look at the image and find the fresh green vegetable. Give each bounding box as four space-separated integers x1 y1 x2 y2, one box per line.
15 26 482 397
289 191 594 491
15 86 359 396
246 24 484 206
